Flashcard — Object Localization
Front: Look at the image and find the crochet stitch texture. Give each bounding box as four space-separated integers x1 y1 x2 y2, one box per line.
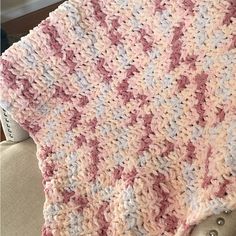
0 0 236 235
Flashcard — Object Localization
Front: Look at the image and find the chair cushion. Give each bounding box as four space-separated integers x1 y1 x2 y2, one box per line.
0 138 44 236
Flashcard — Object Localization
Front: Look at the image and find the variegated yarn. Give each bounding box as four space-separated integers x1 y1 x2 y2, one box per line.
1 0 236 235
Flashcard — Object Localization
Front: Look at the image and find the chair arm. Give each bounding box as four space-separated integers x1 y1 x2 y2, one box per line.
0 107 29 142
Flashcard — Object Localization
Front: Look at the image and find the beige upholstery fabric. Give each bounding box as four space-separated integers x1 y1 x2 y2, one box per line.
0 107 29 142
0 138 44 236
191 210 236 236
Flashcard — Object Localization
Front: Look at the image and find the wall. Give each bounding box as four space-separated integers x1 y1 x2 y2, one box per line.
1 0 61 23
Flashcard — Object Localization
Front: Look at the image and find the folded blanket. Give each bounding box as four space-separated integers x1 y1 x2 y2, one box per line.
1 0 235 235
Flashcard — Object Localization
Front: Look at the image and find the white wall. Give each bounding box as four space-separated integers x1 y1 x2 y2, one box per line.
1 0 62 23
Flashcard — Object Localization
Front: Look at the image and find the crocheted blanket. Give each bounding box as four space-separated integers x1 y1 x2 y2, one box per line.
1 0 236 235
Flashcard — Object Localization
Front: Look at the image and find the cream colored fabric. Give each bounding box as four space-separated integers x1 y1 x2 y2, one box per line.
0 138 44 236
0 107 29 142
191 210 236 236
